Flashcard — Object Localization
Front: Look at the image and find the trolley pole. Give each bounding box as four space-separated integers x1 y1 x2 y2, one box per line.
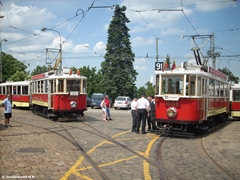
211 33 216 69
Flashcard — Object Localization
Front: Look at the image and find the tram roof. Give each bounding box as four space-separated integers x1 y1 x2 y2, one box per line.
0 81 30 86
155 62 228 82
231 83 240 90
31 69 87 81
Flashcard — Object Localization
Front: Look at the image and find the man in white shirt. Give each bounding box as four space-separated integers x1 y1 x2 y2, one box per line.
131 97 138 132
135 94 150 134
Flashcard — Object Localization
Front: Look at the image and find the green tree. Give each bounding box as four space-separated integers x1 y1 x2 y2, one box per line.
218 67 239 83
165 54 171 68
8 70 30 81
137 86 146 98
101 5 138 101
31 65 48 76
2 52 27 82
145 81 155 96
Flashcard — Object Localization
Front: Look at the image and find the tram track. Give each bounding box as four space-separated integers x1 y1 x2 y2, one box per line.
11 120 109 180
10 116 174 180
10 118 163 179
200 136 236 180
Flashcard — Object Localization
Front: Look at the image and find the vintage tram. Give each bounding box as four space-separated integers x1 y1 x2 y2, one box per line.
154 62 230 136
229 83 240 118
0 68 87 121
0 81 31 108
30 68 87 121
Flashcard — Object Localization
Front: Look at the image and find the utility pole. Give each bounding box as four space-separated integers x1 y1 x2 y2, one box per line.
0 39 7 83
156 38 159 62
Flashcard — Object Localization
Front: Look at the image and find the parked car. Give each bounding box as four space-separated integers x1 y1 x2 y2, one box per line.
114 96 132 110
91 93 107 108
86 96 91 107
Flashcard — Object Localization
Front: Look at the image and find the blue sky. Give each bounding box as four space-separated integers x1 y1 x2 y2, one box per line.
0 0 239 87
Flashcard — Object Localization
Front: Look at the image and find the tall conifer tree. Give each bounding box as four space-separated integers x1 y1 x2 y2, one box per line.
101 5 138 101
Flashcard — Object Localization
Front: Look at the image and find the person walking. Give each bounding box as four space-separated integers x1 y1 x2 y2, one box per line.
104 95 112 120
100 98 107 122
2 94 12 128
131 97 138 132
136 94 150 134
148 95 157 131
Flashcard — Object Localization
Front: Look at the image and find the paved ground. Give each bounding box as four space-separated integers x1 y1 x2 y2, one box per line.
0 107 240 180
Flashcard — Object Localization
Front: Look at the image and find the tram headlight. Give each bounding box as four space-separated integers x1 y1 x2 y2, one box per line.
70 101 77 109
167 107 177 118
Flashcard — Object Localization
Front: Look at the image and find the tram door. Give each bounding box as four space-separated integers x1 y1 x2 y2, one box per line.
202 78 208 120
48 80 53 108
202 78 207 120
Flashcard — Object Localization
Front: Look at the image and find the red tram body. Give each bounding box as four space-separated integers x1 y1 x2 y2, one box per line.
154 62 230 134
229 83 240 118
30 69 87 121
0 81 30 108
0 68 88 121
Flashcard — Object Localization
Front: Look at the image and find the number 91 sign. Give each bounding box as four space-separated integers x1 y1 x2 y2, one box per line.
155 62 164 71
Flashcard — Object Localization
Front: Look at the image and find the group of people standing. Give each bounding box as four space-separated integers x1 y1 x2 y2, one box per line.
100 95 112 122
131 94 156 134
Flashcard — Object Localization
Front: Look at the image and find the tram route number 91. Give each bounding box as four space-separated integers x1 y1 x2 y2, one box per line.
155 62 164 71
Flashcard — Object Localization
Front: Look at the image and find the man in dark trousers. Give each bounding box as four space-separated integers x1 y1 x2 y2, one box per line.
136 94 150 134
148 95 156 131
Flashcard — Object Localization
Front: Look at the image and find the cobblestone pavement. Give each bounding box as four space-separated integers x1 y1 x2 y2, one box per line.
161 121 240 180
0 107 240 180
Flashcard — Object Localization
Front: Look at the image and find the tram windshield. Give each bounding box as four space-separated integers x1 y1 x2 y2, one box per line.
233 90 240 101
67 80 81 92
161 75 183 94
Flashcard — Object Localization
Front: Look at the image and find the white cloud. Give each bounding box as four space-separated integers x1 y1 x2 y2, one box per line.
160 28 185 36
135 65 147 70
131 36 155 46
93 42 106 54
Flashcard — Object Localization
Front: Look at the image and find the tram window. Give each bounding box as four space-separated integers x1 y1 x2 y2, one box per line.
209 79 215 96
3 87 5 94
233 90 240 101
44 80 48 93
0 87 1 94
225 85 229 98
161 75 183 94
220 82 224 96
51 80 56 93
215 81 220 96
197 77 201 96
67 80 80 92
22 86 28 95
13 86 16 94
188 76 195 96
17 86 21 95
202 78 205 95
83 80 86 93
58 79 64 92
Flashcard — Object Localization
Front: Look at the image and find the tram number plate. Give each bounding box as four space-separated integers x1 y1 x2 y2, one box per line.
155 62 164 71
70 91 78 96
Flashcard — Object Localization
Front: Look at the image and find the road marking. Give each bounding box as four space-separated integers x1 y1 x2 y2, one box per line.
60 131 159 180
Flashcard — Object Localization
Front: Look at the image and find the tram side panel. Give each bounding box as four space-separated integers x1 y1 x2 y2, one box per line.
155 97 203 124
230 101 240 118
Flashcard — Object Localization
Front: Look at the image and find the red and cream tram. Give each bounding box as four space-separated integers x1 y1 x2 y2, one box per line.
0 81 30 108
30 68 87 121
154 62 230 135
229 83 240 118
